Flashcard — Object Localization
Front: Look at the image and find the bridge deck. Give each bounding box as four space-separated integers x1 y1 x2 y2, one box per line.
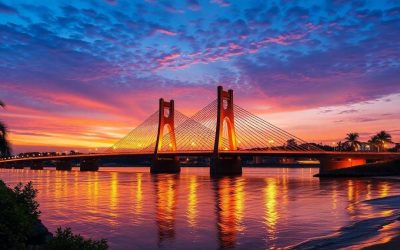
1 151 400 164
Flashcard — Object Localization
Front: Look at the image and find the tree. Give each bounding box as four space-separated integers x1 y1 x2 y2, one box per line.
0 100 11 158
286 138 297 149
371 131 393 152
0 181 41 248
336 141 343 151
44 227 108 250
344 133 361 151
368 135 380 152
0 181 108 249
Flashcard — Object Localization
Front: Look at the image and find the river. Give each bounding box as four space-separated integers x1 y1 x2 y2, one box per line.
1 167 399 249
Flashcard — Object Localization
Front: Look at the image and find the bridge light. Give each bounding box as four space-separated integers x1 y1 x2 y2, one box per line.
348 158 352 162
191 142 196 146
268 139 274 144
168 143 172 147
112 146 116 150
224 147 228 150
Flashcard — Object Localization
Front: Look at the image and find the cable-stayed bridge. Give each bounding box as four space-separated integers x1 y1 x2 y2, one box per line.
1 86 399 175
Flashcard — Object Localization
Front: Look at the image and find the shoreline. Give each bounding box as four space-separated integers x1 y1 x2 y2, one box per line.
363 235 400 249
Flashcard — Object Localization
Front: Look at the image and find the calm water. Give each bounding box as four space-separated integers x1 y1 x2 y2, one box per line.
1 167 400 249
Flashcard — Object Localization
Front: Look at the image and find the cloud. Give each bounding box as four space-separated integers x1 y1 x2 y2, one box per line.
0 0 399 151
338 109 359 114
0 2 17 14
211 0 230 7
187 0 201 11
155 28 178 36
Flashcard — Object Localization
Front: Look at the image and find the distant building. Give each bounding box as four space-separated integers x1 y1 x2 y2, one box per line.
359 142 371 152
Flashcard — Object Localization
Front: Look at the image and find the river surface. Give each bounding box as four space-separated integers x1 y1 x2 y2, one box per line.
1 167 400 249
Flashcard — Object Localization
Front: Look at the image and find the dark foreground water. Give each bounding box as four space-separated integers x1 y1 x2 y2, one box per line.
1 167 400 249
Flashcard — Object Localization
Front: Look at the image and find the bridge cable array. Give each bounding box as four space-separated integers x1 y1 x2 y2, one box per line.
107 99 322 153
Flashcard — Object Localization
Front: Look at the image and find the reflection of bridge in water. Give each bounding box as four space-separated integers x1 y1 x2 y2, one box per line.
1 86 399 175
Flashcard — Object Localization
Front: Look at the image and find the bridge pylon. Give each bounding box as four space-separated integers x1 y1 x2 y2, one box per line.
151 98 180 174
211 86 242 176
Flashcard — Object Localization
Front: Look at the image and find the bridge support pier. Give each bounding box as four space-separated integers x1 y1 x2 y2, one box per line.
13 164 24 169
151 156 180 174
3 162 13 169
56 160 72 171
211 86 242 176
151 98 181 174
318 157 366 175
211 155 242 176
80 159 99 171
30 162 43 170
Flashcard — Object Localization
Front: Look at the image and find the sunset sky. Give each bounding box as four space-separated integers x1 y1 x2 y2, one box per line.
0 0 399 153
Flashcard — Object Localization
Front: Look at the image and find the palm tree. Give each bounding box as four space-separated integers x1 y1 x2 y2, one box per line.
375 131 393 152
336 141 343 151
344 133 361 151
368 135 380 152
0 100 11 158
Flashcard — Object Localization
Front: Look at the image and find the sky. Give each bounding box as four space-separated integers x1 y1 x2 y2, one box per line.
0 0 399 153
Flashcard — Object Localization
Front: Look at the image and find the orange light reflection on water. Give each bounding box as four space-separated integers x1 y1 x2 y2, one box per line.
215 177 245 249
187 176 198 227
135 173 143 215
155 175 178 245
0 168 399 249
264 178 278 242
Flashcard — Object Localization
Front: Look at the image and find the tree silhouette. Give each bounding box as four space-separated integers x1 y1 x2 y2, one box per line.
344 133 361 151
0 100 11 158
370 131 393 152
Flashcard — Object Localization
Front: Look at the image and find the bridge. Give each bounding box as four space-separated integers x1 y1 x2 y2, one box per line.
1 86 399 175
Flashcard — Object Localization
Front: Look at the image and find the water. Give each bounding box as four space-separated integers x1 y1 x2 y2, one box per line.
1 167 400 249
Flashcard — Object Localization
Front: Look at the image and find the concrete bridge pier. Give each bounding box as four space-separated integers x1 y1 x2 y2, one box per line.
13 164 25 169
211 155 242 176
56 160 72 171
30 162 44 170
151 156 180 174
80 159 99 171
1 162 13 169
318 156 366 175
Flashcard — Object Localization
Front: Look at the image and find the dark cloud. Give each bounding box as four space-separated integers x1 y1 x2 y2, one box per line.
286 6 309 19
0 2 17 14
187 0 201 11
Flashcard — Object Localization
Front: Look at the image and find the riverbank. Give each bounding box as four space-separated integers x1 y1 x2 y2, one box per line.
361 195 400 249
292 194 400 249
315 158 400 177
363 235 400 249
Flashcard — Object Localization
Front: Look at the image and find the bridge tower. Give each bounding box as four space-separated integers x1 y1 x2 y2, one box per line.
211 86 242 176
151 98 180 173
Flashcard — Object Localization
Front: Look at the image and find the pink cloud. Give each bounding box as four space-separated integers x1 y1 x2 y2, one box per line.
155 28 178 36
211 0 230 7
152 27 316 71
